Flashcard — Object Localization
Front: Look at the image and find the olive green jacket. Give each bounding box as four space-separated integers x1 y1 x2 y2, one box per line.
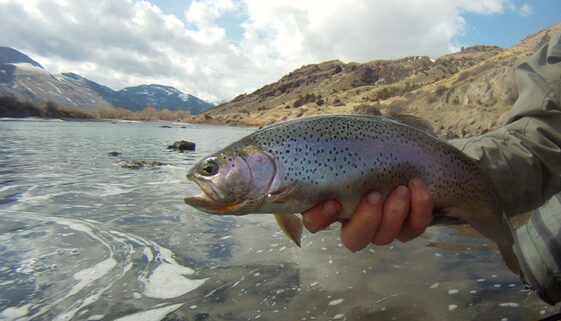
451 28 561 216
450 28 561 305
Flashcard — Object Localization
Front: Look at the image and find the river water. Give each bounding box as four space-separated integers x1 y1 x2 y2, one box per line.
0 119 556 321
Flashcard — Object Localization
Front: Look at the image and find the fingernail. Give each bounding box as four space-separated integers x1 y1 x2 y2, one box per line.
410 178 423 188
396 185 409 197
366 192 382 205
323 201 338 219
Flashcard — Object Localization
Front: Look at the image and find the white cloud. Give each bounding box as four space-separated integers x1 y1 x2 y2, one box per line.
518 4 533 17
0 0 513 103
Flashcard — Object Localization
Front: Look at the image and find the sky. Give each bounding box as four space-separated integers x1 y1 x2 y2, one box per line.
0 0 558 103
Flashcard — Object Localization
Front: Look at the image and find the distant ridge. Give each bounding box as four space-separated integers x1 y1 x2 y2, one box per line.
0 48 213 114
119 84 213 113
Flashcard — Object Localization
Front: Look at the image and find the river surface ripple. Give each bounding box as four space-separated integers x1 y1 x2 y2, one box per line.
0 119 555 321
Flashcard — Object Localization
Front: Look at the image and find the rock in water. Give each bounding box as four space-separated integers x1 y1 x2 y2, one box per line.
168 140 196 152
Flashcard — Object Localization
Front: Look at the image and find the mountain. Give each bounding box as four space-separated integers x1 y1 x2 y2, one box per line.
199 23 561 138
0 61 115 111
0 46 43 68
118 84 213 113
0 48 213 114
60 72 143 111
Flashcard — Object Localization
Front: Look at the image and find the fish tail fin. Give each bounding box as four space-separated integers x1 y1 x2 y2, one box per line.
498 244 521 275
443 206 521 275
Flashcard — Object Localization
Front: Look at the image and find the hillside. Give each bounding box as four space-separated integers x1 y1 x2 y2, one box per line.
198 23 561 138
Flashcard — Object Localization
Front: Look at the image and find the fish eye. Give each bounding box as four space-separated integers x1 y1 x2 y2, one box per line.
200 159 219 176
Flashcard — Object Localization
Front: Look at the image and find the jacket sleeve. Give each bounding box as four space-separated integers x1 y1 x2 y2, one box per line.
450 28 561 216
449 28 561 305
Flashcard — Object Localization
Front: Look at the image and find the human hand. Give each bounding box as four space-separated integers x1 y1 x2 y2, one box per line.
301 178 433 252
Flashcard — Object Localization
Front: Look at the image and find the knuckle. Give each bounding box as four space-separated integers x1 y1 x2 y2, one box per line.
387 201 408 217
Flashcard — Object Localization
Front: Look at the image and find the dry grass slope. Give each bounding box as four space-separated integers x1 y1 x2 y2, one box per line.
195 23 561 138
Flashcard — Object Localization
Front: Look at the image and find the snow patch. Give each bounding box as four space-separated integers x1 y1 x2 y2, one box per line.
13 62 46 73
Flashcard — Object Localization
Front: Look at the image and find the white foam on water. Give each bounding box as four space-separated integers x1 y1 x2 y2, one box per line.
143 247 154 262
98 185 134 197
16 185 53 205
114 303 184 321
139 247 207 299
0 185 21 194
112 230 208 301
0 303 32 321
328 298 344 306
499 302 519 308
0 210 208 320
69 258 117 295
142 262 207 299
232 276 245 288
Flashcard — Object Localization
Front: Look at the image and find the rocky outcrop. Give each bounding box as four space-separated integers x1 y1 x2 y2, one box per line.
193 23 561 139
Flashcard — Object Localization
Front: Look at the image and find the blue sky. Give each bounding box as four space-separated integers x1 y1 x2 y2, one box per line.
456 0 561 48
0 0 558 103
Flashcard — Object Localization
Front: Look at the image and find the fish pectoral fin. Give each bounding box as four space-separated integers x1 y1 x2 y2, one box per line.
274 214 303 247
266 181 298 203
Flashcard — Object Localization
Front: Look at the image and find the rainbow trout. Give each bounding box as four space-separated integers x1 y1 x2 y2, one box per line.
184 114 520 274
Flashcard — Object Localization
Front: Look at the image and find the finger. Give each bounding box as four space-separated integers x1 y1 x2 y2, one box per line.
302 200 342 233
372 186 410 245
397 179 433 242
341 192 384 252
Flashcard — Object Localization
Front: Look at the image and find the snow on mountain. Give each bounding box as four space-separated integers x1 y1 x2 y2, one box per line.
0 47 43 68
117 84 213 114
0 47 213 114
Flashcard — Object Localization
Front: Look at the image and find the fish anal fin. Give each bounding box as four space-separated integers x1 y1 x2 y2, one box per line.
274 214 303 247
267 181 298 203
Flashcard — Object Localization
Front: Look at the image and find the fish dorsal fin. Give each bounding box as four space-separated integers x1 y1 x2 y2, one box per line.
392 114 434 135
274 214 303 247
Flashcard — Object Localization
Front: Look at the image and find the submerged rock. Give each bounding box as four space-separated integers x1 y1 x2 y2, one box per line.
120 160 168 170
107 151 121 157
168 140 196 152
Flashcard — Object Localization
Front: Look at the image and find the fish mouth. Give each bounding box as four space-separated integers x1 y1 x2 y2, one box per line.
184 175 247 214
184 193 247 214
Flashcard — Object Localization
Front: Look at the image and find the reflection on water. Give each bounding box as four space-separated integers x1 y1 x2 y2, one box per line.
0 119 556 321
